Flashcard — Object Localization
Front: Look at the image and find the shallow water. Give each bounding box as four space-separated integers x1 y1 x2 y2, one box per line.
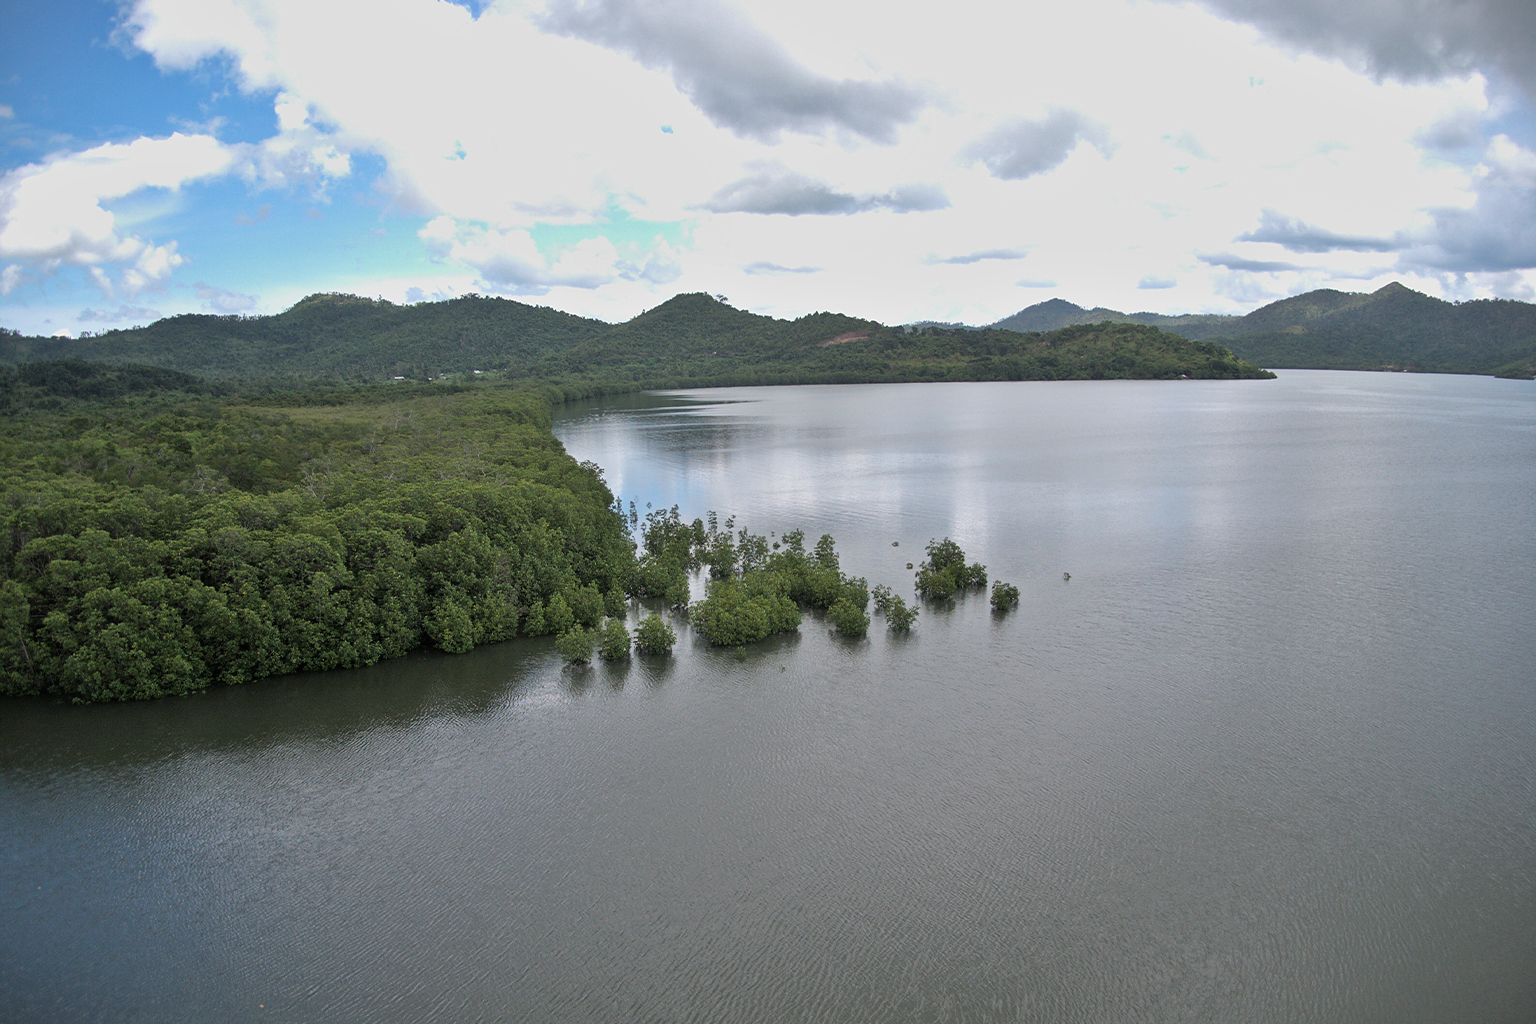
3 371 1533 1023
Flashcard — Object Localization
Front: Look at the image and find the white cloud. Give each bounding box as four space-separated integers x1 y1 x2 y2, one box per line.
0 133 233 297
52 0 1528 325
196 282 259 312
419 215 625 293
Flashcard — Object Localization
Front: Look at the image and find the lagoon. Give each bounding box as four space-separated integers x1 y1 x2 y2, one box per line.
3 371 1533 1022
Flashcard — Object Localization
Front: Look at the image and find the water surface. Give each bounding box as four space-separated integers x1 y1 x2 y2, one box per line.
3 371 1533 1022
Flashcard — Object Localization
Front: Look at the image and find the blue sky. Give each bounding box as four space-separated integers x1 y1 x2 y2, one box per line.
3 0 1535 336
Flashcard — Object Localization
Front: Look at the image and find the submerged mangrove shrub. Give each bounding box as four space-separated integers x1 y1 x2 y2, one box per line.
914 537 987 600
690 574 800 646
885 594 918 632
554 625 595 664
990 581 1020 610
597 618 632 660
827 595 870 638
633 614 677 655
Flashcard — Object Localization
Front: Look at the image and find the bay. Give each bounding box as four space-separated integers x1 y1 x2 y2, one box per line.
3 371 1533 1022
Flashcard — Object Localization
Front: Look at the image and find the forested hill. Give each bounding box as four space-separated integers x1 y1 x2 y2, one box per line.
989 283 1536 378
2 291 1273 385
1211 283 1536 378
0 292 609 381
517 293 1272 386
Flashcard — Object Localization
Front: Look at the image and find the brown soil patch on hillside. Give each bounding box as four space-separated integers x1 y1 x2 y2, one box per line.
818 331 871 346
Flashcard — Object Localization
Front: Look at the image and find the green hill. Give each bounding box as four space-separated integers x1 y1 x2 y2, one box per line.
513 293 1271 387
1212 283 1536 378
988 283 1536 378
0 292 609 381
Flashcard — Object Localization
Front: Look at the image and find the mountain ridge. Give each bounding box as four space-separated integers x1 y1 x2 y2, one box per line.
987 282 1536 377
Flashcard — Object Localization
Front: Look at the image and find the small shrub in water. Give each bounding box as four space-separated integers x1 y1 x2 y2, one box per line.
991 581 1020 611
633 614 677 655
597 618 632 660
554 625 595 663
885 595 918 632
828 596 870 638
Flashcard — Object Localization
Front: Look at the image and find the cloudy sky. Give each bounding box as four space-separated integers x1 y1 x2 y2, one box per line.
2 0 1535 335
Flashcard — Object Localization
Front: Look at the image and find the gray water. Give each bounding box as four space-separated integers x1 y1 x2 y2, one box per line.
3 371 1533 1023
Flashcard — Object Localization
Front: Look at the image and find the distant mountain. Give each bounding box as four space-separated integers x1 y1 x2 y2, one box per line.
989 283 1536 377
990 298 1239 338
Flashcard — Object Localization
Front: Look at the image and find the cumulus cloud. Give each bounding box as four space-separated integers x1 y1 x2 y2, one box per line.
1238 209 1398 252
702 168 948 215
1184 0 1536 98
619 244 684 285
964 111 1114 180
0 133 235 297
928 248 1028 265
416 216 688 293
1397 134 1536 272
196 282 259 312
540 0 926 143
242 92 352 195
1199 252 1302 272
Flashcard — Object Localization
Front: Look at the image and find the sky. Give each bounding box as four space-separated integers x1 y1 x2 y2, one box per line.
2 0 1535 337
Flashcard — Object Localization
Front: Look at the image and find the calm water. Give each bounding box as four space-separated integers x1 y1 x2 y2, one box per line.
3 372 1533 1023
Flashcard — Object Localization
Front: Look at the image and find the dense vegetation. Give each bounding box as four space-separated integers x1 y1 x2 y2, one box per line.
991 282 1536 378
0 381 635 700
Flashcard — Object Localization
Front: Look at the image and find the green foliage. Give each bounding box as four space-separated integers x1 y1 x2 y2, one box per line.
885 595 918 633
827 596 869 638
597 618 632 660
871 583 895 613
543 593 575 635
915 538 988 601
554 625 595 664
0 385 636 700
633 613 677 655
991 581 1020 610
690 574 801 646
